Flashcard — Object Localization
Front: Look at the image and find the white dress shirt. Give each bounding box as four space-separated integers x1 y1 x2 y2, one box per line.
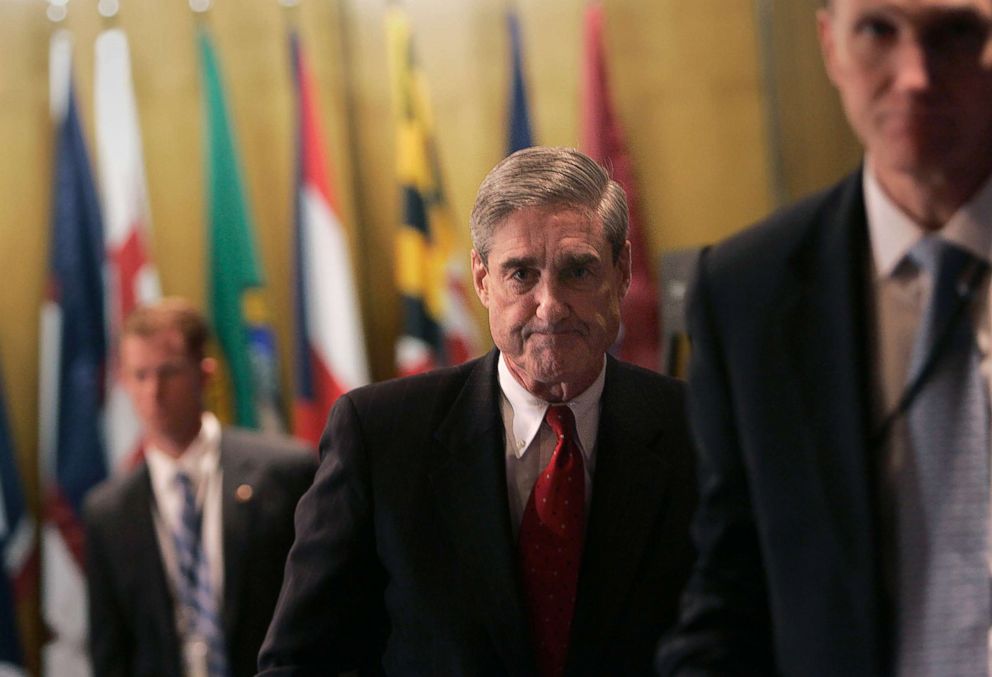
864 160 992 661
145 412 225 642
497 352 605 538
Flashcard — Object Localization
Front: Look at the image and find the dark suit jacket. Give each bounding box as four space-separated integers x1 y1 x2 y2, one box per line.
657 170 890 676
84 427 317 677
258 349 696 676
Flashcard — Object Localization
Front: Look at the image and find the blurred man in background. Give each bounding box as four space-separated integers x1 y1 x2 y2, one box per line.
84 298 316 677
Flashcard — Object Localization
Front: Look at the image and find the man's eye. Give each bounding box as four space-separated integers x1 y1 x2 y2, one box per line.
857 17 896 39
510 269 533 282
566 267 591 280
927 15 989 53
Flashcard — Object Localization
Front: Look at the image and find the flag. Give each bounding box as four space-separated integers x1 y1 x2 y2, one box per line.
95 27 161 470
386 7 483 376
0 368 34 675
290 32 369 446
580 2 660 371
39 29 108 677
506 10 534 154
199 28 284 432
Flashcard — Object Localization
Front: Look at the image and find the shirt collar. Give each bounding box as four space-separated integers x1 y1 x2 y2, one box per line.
145 411 222 485
497 352 606 459
865 159 992 279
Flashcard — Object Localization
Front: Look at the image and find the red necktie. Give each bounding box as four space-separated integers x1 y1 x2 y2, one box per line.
518 405 586 677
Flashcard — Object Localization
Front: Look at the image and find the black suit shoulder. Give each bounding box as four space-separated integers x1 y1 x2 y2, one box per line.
341 357 483 416
220 426 318 478
704 171 861 283
607 357 686 398
326 355 492 461
84 462 148 524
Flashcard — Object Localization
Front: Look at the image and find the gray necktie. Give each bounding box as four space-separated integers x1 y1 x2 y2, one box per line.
897 238 990 676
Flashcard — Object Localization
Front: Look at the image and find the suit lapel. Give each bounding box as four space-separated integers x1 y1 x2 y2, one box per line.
568 357 671 655
428 350 534 674
219 434 256 640
774 173 877 555
126 464 184 675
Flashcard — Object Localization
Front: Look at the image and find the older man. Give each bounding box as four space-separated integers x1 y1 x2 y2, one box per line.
84 299 317 677
658 0 992 675
258 147 696 676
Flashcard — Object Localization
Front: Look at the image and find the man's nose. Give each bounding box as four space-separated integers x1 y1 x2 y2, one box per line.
143 374 164 399
892 37 933 93
534 278 569 323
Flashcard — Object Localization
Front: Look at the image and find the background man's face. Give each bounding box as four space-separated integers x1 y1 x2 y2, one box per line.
120 329 208 449
472 206 631 396
819 0 992 180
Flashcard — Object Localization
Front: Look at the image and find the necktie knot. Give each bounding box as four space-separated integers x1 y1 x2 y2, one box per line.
175 471 194 495
545 405 575 440
908 238 981 303
906 238 986 381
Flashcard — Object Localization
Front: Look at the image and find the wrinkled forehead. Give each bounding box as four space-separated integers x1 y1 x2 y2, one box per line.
826 0 992 14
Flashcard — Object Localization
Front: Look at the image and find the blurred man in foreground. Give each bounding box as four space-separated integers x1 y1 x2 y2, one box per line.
658 0 992 674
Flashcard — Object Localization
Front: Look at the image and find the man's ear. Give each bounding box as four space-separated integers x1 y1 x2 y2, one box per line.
471 249 491 308
200 356 217 384
618 241 632 298
817 7 840 88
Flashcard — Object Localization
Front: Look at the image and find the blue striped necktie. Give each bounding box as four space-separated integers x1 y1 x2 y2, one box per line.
897 238 990 676
172 472 230 677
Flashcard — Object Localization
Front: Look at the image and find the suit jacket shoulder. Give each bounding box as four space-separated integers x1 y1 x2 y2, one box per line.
700 169 865 311
220 426 317 469
84 461 152 529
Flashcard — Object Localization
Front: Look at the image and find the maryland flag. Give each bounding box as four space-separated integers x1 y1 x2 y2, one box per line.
386 7 483 376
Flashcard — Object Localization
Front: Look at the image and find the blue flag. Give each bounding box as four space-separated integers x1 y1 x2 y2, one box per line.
44 73 108 517
39 32 108 672
0 370 29 673
507 10 534 154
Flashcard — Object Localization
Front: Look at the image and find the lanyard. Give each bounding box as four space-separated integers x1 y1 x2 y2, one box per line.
870 260 989 449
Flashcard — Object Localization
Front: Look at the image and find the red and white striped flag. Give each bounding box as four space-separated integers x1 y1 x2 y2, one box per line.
95 27 161 469
290 32 369 445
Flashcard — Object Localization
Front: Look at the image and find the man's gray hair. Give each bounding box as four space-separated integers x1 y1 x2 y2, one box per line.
469 146 629 264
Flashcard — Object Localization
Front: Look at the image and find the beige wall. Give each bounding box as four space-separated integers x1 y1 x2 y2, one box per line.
0 0 857 670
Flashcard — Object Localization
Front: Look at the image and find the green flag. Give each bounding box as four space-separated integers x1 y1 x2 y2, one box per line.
198 27 283 431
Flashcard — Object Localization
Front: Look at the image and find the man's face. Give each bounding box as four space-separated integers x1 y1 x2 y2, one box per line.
472 206 631 398
818 0 992 180
120 329 210 451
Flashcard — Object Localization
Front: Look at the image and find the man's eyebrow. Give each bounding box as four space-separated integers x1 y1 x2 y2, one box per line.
559 252 599 267
498 256 537 272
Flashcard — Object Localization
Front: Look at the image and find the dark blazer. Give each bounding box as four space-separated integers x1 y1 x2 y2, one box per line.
84 427 317 677
657 170 889 676
258 349 696 676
